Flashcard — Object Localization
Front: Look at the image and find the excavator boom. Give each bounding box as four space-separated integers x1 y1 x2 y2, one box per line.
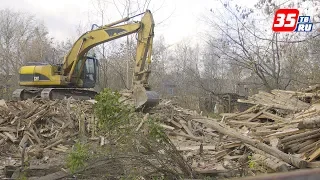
13 10 159 109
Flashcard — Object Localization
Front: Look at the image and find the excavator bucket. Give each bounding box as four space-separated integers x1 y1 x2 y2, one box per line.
132 84 160 109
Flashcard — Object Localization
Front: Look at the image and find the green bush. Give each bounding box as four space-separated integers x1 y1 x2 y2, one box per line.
94 88 134 132
66 142 89 173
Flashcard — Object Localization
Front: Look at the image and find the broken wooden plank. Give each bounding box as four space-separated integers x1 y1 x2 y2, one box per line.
29 127 41 144
263 111 287 122
176 145 215 151
247 106 272 122
214 149 232 160
225 105 259 120
180 121 195 137
167 119 182 129
0 127 17 132
44 139 63 150
136 113 149 131
306 147 320 162
194 118 308 169
3 132 17 143
266 128 304 138
158 123 175 131
222 142 242 149
227 120 264 127
19 133 29 148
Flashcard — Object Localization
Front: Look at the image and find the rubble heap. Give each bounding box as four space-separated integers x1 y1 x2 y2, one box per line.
147 88 320 177
0 98 94 179
2 87 320 179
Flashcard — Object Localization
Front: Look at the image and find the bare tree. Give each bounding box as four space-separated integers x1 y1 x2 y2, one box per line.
0 8 63 99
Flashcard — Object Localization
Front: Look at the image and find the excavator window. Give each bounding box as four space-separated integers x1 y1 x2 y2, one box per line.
82 57 98 88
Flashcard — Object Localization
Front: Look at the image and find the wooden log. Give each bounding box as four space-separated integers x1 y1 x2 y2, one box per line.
287 139 316 153
193 118 307 168
282 133 320 147
252 154 289 172
247 145 292 171
298 116 320 129
298 139 320 154
280 129 320 144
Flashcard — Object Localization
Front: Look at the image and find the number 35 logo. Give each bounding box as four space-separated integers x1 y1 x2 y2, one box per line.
272 9 299 32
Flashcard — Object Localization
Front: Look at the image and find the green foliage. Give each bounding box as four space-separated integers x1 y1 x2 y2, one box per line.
94 88 134 132
248 155 256 169
66 142 89 173
147 118 167 143
18 172 28 180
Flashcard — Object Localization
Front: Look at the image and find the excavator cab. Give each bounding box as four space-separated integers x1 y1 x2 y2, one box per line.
74 56 99 88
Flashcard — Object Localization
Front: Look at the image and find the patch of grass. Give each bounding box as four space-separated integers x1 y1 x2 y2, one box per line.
66 142 89 173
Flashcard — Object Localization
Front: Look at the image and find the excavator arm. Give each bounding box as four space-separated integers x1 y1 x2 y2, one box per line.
63 10 154 89
14 9 159 109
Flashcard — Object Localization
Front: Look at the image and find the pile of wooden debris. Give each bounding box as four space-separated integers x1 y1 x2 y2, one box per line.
2 87 320 179
148 88 320 178
0 98 94 179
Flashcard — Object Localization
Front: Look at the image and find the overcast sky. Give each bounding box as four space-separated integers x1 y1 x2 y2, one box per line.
0 0 257 45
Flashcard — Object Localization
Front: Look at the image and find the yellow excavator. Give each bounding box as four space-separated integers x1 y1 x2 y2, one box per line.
12 10 159 109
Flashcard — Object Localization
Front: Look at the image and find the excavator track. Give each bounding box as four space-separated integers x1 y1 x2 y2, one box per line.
12 88 97 101
12 87 159 109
